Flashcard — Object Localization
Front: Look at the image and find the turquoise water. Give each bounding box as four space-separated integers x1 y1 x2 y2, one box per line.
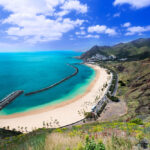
0 51 95 115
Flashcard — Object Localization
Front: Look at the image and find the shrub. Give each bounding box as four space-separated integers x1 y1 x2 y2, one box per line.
107 94 119 102
110 96 119 102
75 142 84 150
96 141 106 150
130 118 143 125
84 135 106 150
107 70 111 74
84 112 96 119
118 80 126 86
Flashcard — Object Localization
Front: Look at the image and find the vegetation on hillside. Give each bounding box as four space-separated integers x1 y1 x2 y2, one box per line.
0 128 21 139
0 121 149 150
99 58 150 122
81 38 150 60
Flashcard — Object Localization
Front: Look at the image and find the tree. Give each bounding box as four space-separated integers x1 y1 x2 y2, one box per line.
43 121 46 128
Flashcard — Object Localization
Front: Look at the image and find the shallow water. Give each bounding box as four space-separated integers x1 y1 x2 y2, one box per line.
0 51 95 115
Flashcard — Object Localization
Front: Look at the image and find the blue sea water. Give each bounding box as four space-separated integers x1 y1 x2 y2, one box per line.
0 51 95 115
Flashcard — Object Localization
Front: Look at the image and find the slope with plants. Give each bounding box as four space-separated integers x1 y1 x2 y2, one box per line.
0 121 150 150
81 38 150 60
100 58 150 122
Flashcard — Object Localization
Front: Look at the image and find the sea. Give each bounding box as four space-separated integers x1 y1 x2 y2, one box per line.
0 51 95 115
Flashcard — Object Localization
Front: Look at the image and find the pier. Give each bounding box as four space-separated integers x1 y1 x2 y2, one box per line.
0 91 24 110
25 64 79 96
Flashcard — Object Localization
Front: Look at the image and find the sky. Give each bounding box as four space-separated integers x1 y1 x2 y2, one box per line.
0 0 150 52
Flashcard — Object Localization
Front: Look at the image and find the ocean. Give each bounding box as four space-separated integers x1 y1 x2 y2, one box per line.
0 51 95 115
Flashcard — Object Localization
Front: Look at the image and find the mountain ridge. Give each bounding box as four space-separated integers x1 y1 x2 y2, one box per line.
81 38 150 61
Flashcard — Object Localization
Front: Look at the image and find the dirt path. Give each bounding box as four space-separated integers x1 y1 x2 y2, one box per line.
98 101 127 121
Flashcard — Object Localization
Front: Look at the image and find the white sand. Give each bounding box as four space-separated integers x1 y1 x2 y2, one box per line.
0 64 112 132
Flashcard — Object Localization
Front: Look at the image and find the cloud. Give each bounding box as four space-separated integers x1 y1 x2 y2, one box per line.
84 34 100 38
75 29 100 39
88 25 117 36
125 25 150 35
75 30 86 35
77 34 100 39
88 25 106 33
61 0 87 13
123 22 131 27
55 10 69 17
55 0 87 17
113 12 121 17
3 13 84 44
113 0 150 9
0 0 58 15
0 0 87 44
80 27 85 30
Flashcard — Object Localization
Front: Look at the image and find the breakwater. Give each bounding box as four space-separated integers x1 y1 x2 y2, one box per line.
25 64 79 96
0 91 24 110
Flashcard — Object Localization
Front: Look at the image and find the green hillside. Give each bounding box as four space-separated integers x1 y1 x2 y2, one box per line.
0 121 150 150
81 38 150 60
99 58 150 122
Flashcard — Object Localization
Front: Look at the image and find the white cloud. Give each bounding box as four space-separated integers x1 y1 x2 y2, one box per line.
55 10 69 17
0 0 58 15
88 25 107 33
80 27 85 30
7 36 18 40
75 30 86 35
105 28 117 35
5 16 84 43
125 25 150 35
114 0 150 9
113 12 120 17
61 0 87 13
84 34 100 38
123 22 131 27
0 0 87 44
77 34 100 39
88 25 117 36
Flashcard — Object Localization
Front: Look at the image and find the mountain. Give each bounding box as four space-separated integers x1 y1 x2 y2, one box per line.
81 38 150 61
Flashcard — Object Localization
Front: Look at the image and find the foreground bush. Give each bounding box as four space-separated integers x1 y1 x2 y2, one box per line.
130 118 143 125
118 80 126 86
72 135 105 150
84 112 97 120
107 94 120 102
84 136 105 150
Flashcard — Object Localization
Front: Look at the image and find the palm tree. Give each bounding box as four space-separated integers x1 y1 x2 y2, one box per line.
21 127 24 132
25 127 28 132
43 121 46 128
47 123 49 128
7 126 10 130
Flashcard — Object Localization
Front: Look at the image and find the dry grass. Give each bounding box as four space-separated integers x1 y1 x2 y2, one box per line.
44 128 136 150
105 136 135 150
45 133 83 150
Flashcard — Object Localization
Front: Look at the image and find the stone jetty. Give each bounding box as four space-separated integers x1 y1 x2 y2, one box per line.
25 64 79 96
0 90 24 110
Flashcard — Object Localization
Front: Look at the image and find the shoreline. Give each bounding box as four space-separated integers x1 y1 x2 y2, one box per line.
0 63 97 119
0 64 112 132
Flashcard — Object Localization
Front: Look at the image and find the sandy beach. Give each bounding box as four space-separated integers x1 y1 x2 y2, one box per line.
0 64 112 132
